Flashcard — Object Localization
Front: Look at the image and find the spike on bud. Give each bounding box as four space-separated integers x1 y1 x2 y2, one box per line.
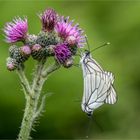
20 45 31 56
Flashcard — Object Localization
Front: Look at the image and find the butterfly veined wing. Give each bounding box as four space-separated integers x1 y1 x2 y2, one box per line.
105 86 117 104
80 52 117 115
81 53 103 77
104 71 117 104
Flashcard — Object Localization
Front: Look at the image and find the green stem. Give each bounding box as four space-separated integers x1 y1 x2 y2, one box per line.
17 61 60 140
42 62 60 78
16 66 32 97
18 95 36 140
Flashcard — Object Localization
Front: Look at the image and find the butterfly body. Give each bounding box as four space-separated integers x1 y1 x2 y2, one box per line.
80 51 117 116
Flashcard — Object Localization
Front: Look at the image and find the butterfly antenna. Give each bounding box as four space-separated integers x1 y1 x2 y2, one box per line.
90 42 110 53
85 35 90 51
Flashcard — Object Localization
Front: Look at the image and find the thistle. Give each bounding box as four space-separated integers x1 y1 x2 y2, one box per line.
55 16 85 47
4 17 28 43
54 43 72 64
3 8 85 140
39 8 57 32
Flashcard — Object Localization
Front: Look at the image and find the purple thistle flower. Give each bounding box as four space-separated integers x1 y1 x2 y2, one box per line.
4 17 28 43
39 8 57 32
54 43 72 64
55 16 85 47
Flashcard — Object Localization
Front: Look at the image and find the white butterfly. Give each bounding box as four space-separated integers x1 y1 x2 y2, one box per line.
80 50 117 116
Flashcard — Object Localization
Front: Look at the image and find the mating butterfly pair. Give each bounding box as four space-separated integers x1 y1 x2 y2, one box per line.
80 43 117 116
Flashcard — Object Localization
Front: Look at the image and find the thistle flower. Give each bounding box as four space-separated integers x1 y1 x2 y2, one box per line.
54 43 72 64
55 16 85 47
4 17 28 43
39 8 57 32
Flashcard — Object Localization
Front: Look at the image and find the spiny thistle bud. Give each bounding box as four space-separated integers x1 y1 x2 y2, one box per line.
9 45 30 64
20 45 31 56
6 57 17 71
31 44 45 60
39 8 57 32
9 45 18 58
63 57 73 68
36 31 58 47
54 43 72 64
45 45 55 56
26 34 37 46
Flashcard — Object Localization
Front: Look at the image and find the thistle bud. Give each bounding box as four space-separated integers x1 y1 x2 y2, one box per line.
31 44 45 60
45 45 55 56
6 57 17 71
36 32 58 47
9 45 29 64
9 45 18 58
32 44 42 52
20 45 31 56
26 34 37 46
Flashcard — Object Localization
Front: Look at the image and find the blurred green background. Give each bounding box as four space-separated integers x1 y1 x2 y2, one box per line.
0 0 140 139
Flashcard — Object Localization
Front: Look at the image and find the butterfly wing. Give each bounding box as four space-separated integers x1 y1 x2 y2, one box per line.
81 53 103 77
81 53 117 115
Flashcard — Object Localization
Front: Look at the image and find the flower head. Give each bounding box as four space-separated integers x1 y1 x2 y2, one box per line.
39 8 57 32
55 16 85 47
54 43 72 64
4 17 28 43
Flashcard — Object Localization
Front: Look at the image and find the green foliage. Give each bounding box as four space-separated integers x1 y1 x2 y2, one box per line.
0 0 140 139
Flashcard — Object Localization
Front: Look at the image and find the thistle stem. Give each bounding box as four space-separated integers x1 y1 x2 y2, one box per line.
18 95 36 140
17 61 60 140
16 66 32 97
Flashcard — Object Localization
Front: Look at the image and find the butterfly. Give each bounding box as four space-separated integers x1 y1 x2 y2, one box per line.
80 45 117 116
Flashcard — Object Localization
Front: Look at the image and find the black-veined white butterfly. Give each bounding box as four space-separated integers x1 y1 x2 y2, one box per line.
80 42 117 116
